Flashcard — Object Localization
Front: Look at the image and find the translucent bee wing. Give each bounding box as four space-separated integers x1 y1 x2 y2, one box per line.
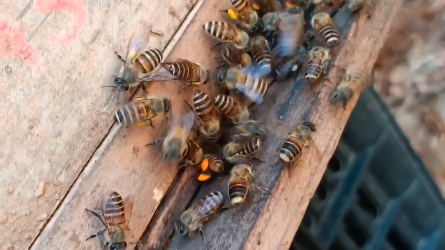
236 84 264 104
192 194 223 223
236 67 264 104
125 27 149 67
124 195 134 230
178 111 196 142
139 67 177 82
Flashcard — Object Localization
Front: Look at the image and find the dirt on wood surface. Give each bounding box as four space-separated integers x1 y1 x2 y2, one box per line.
374 0 445 195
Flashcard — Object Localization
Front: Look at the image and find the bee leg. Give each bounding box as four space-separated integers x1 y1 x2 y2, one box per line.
178 82 192 93
253 182 271 195
199 228 205 241
145 138 164 146
114 51 126 64
211 42 223 50
85 208 107 227
85 228 107 241
249 156 265 164
146 119 155 129
141 82 148 94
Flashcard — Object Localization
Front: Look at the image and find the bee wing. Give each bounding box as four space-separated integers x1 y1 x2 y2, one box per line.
139 67 177 82
167 110 195 142
192 200 215 223
124 195 134 230
125 27 149 67
235 67 264 104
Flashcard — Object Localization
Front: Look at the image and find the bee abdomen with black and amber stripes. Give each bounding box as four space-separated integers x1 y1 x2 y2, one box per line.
132 49 163 75
202 21 250 50
214 94 250 124
228 162 253 205
250 35 272 76
185 91 220 138
223 137 263 163
104 191 126 226
278 121 316 165
311 12 339 47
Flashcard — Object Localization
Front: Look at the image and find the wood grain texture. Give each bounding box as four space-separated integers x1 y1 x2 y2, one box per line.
0 0 196 249
28 0 218 249
166 1 404 250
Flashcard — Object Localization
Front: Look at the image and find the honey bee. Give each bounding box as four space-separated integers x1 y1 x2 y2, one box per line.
214 94 250 124
311 11 339 47
223 137 263 163
184 90 220 138
197 154 225 182
251 0 281 15
347 0 374 12
147 112 195 161
230 119 268 142
331 69 369 108
161 58 209 92
108 29 174 96
85 192 133 250
202 21 250 50
273 53 303 81
305 46 331 83
216 65 272 104
277 121 316 167
219 43 252 67
221 0 259 30
261 11 281 31
250 35 272 76
175 191 226 238
276 6 305 57
114 96 171 128
228 161 269 205
180 140 204 168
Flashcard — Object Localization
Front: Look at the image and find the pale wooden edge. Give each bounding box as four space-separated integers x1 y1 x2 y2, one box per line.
28 0 206 249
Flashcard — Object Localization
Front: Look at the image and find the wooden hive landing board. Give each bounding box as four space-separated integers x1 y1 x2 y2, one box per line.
1 0 197 249
162 1 404 250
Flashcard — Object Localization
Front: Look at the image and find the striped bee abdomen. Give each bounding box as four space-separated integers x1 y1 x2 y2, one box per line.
215 94 234 114
104 192 126 225
228 178 249 204
305 62 322 82
230 0 247 9
319 25 339 46
241 137 262 155
134 49 163 74
193 91 213 121
279 136 304 164
114 103 145 125
207 154 224 173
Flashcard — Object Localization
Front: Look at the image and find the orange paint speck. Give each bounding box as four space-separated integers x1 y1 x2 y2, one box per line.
0 20 42 73
35 0 87 46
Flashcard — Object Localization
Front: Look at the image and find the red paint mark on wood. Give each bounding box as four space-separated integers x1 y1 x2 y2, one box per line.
0 20 42 74
35 0 87 46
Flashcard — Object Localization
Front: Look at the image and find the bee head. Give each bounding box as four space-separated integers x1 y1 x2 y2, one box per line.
216 65 228 85
302 121 316 132
163 99 172 115
113 77 129 91
175 219 189 236
331 88 352 106
163 138 182 160
108 242 127 250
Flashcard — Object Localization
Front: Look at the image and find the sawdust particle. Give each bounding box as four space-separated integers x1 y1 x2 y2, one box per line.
152 187 164 202
7 186 14 194
35 181 46 197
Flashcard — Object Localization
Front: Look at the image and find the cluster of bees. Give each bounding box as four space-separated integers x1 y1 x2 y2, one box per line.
87 0 375 249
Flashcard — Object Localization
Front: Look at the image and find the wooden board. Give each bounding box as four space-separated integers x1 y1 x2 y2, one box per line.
28 0 212 249
0 0 196 249
162 1 404 250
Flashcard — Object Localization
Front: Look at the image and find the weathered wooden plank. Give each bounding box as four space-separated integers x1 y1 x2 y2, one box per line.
28 0 211 249
0 0 196 249
165 1 404 250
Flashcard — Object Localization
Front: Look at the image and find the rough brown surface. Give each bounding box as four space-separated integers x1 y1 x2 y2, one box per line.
164 0 403 250
374 0 445 195
0 0 195 249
